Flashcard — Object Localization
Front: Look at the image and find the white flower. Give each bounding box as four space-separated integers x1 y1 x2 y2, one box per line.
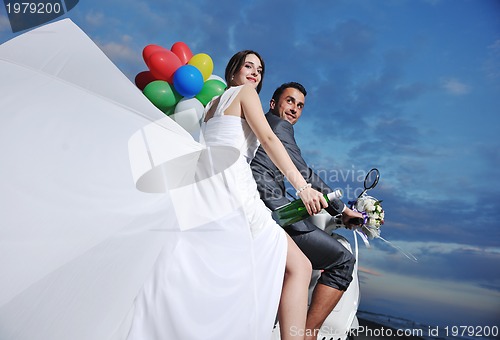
365 202 375 212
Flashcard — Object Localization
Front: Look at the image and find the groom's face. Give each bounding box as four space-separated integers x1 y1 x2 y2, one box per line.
270 87 305 125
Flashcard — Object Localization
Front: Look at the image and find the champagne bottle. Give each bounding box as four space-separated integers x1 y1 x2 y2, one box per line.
272 189 343 227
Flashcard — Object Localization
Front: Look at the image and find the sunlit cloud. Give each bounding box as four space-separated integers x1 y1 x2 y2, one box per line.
359 266 382 276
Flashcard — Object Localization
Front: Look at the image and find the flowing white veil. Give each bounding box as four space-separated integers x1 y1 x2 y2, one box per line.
0 19 250 339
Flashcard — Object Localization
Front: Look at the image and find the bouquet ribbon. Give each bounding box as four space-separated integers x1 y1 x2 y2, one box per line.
349 200 417 262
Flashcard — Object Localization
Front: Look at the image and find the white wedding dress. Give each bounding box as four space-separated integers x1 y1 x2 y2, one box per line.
125 87 287 339
0 19 286 340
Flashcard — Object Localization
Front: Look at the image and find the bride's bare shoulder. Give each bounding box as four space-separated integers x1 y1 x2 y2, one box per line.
238 84 258 97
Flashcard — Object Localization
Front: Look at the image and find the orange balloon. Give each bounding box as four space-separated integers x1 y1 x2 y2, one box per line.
148 50 182 83
171 42 193 65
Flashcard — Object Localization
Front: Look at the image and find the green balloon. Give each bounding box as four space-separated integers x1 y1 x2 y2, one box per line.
143 80 182 112
195 79 226 106
163 106 175 116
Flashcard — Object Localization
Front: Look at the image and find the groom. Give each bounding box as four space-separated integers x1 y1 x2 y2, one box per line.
251 82 362 339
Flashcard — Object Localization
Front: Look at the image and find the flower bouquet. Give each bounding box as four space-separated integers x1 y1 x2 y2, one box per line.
353 195 384 240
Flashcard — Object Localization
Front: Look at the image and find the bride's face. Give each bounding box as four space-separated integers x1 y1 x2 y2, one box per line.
232 54 262 89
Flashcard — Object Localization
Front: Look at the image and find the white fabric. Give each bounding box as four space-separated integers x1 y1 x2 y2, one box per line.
126 86 288 339
0 19 285 340
202 86 260 162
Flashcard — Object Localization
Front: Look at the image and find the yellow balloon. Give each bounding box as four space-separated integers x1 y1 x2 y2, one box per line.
188 53 214 81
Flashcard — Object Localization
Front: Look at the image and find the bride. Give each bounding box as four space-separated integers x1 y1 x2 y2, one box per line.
0 20 326 340
126 50 328 339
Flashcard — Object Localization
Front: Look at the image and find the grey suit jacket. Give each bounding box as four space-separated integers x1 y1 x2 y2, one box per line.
251 112 345 232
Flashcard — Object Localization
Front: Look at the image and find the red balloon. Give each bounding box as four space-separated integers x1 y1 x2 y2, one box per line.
135 71 157 90
171 42 193 65
148 50 182 83
142 44 167 67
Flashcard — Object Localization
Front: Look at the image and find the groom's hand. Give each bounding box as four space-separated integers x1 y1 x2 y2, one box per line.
342 207 363 229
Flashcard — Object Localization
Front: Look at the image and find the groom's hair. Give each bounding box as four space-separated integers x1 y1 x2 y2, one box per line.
271 82 307 102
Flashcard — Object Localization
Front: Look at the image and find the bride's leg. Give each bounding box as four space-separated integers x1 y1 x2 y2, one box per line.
278 234 312 340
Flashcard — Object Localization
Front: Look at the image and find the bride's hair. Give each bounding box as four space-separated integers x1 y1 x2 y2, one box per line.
225 50 265 93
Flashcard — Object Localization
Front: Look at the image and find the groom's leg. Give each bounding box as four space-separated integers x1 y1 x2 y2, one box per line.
305 284 343 339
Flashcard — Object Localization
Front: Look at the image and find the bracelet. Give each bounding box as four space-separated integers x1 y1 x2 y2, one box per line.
295 183 312 197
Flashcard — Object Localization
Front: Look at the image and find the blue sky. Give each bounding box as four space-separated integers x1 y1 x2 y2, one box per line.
1 0 499 329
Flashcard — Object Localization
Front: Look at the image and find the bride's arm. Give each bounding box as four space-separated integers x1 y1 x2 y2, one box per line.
239 85 327 214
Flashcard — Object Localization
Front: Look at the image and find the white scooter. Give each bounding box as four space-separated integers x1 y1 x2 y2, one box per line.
272 168 381 340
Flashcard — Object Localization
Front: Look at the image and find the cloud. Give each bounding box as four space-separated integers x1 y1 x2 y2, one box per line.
306 19 376 62
84 10 105 27
356 238 500 304
357 210 500 278
441 77 471 95
483 39 500 79
359 269 500 326
98 35 138 62
488 39 500 51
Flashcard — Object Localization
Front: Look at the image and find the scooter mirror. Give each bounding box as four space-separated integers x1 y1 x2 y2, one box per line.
358 168 380 198
364 168 380 190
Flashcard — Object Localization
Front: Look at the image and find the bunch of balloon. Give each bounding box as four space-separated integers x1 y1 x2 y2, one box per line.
135 42 227 138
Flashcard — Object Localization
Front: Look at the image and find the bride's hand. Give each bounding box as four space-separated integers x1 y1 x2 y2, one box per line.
298 187 328 215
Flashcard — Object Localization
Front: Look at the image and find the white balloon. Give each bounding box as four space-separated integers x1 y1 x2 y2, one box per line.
208 74 226 85
172 97 205 139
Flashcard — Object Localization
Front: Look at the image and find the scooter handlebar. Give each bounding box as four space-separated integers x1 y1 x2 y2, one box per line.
346 217 364 226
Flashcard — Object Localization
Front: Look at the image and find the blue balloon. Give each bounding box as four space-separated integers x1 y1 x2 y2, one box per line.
173 65 204 98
